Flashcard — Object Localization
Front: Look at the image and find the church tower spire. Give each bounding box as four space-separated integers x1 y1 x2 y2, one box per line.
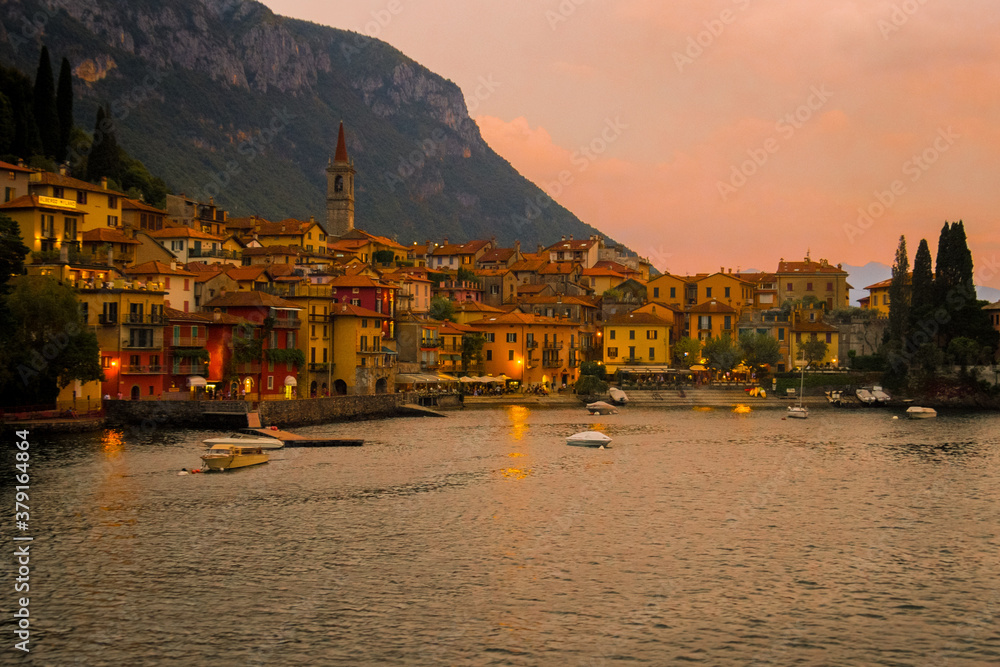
326 121 355 238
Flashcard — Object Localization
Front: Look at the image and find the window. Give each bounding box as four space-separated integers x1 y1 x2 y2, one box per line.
486 350 493 361
76 190 87 204
183 279 189 291
361 319 368 329
108 195 118 208
826 332 832 344
629 346 636 360
649 347 655 361
653 287 659 299
4 187 13 202
508 350 514 361
706 287 712 298
609 330 615 340
724 315 731 330
322 348 327 363
778 328 785 340
350 299 360 306
52 187 64 198
63 217 76 240
171 241 183 251
698 315 712 330
827 282 833 291
724 286 731 298
173 325 181 343
107 215 118 227
806 282 813 291
607 347 618 359
670 287 676 298
267 376 274 390
506 333 517 343
629 330 635 340
795 332 802 343
787 282 793 291
484 333 495 342
646 330 657 339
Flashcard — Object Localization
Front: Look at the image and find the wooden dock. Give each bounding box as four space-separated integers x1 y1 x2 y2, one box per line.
244 413 363 446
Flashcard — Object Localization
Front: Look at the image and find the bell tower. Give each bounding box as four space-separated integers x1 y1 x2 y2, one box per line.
326 121 355 238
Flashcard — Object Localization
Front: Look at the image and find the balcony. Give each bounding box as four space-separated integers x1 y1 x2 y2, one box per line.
121 339 162 350
123 365 164 374
439 343 462 352
187 247 241 260
98 314 118 326
543 341 564 350
308 312 329 322
170 363 208 375
307 363 330 373
169 335 208 347
542 358 562 368
271 317 301 329
525 340 539 349
420 339 440 349
124 313 166 326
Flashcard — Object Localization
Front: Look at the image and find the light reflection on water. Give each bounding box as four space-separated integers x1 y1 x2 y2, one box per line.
21 407 1000 664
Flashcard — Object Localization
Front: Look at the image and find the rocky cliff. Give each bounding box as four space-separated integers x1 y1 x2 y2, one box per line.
0 0 605 246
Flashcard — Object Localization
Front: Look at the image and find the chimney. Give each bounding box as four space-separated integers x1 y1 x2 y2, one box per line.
537 244 543 253
514 240 521 254
443 237 449 245
561 235 566 241
170 259 177 271
569 235 573 241
213 308 221 321
59 164 68 176
100 176 108 189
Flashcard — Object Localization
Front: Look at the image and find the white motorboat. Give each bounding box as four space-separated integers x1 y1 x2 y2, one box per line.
871 386 892 404
586 401 618 415
906 406 937 419
609 387 629 406
566 431 612 448
855 388 877 405
200 444 269 471
203 433 284 449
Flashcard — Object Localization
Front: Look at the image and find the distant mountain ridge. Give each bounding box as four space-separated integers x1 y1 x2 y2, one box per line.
0 0 611 247
842 262 1000 306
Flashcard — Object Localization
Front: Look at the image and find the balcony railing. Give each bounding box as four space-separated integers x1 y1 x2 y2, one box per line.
308 312 328 321
187 247 241 260
525 340 539 349
271 317 301 329
123 365 163 374
543 341 564 350
542 358 562 368
439 343 462 352
169 335 208 347
124 313 166 325
420 339 440 349
121 339 162 350
98 314 117 325
170 364 208 375
307 363 330 373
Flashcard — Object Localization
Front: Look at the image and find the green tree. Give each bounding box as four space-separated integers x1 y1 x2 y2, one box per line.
673 337 702 367
575 373 608 397
55 57 73 162
947 336 986 371
909 238 934 327
702 334 740 373
372 249 396 265
86 105 122 182
739 332 781 374
0 66 41 159
456 266 477 284
0 213 28 292
800 338 829 367
887 235 910 345
578 360 606 378
429 296 455 322
32 46 59 158
0 276 103 406
461 332 485 373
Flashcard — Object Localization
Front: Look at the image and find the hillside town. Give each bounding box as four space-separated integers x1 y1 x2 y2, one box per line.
5 122 999 407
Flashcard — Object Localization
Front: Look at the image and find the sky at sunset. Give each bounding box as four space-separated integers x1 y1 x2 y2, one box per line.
261 0 1000 289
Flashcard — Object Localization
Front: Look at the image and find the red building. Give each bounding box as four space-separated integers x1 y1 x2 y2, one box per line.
328 274 395 338
202 292 304 399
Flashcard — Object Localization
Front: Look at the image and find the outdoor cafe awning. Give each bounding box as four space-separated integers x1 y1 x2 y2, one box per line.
395 373 442 384
187 376 207 387
284 375 297 387
437 373 460 382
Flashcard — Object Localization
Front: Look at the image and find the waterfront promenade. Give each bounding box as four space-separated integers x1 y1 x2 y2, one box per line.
465 387 831 409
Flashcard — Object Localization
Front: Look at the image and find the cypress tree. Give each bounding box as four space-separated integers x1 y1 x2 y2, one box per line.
55 57 73 162
0 66 42 159
0 93 14 156
32 46 59 158
86 105 121 183
887 235 909 345
909 238 934 324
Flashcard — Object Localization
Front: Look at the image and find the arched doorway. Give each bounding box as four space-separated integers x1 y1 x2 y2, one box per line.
321 382 328 397
229 381 239 399
310 380 318 398
375 377 387 394
334 379 347 395
243 377 253 397
130 385 140 400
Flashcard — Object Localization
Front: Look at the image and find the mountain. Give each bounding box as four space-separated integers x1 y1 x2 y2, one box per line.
0 0 610 247
843 262 1000 306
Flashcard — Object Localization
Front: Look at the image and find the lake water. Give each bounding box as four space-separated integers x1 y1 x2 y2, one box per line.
13 406 1000 665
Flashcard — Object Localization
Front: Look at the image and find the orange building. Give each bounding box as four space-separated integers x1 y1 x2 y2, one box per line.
466 311 581 388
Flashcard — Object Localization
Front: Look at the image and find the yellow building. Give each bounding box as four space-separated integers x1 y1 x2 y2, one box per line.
438 322 472 375
775 255 851 310
862 275 909 317
330 303 395 395
646 273 688 306
581 266 626 294
286 285 335 397
1 194 86 258
602 307 673 374
28 171 126 230
694 272 753 315
789 306 840 367
686 299 739 343
466 311 580 388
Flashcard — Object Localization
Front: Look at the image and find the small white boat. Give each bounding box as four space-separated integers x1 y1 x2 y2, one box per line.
586 401 618 415
203 433 284 449
200 444 269 471
566 431 612 448
856 388 877 405
609 387 629 406
871 386 892 404
906 406 937 419
787 405 809 419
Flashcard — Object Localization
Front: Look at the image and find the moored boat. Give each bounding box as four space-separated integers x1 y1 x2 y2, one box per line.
204 432 284 449
586 401 618 415
871 386 892 404
609 387 629 406
787 405 809 419
906 406 937 419
566 431 612 448
856 388 877 405
200 444 270 471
